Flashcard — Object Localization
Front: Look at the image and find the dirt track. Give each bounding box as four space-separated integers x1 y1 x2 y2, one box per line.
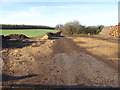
1 36 119 88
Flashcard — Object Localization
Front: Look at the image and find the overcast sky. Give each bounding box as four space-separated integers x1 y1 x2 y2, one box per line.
0 0 118 27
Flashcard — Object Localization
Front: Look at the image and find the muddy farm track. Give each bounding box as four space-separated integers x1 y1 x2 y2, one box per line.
1 36 119 89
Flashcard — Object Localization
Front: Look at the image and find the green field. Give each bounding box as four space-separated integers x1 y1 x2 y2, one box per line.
1 29 56 37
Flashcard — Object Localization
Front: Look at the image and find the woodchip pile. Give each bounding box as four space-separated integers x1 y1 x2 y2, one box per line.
99 23 120 38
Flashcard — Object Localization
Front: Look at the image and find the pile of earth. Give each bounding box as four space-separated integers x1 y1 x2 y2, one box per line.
2 34 29 39
1 34 30 49
45 31 62 39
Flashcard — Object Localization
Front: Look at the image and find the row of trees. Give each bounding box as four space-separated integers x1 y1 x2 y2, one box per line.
1 24 54 30
56 21 104 35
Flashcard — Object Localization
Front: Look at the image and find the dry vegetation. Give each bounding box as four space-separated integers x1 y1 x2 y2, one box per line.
68 36 118 69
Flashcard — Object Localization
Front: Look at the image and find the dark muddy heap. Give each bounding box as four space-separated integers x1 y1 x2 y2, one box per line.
3 34 29 39
1 34 30 49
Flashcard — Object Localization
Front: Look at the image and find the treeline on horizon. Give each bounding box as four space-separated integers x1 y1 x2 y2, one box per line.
56 21 104 35
1 24 54 30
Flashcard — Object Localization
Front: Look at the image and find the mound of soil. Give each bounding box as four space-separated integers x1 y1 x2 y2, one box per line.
1 34 29 49
41 35 49 39
4 34 29 39
47 31 62 37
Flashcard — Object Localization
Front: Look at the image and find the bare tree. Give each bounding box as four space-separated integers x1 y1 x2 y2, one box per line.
60 21 85 35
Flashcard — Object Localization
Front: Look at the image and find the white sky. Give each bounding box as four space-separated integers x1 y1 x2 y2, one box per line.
0 0 119 2
0 0 119 27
